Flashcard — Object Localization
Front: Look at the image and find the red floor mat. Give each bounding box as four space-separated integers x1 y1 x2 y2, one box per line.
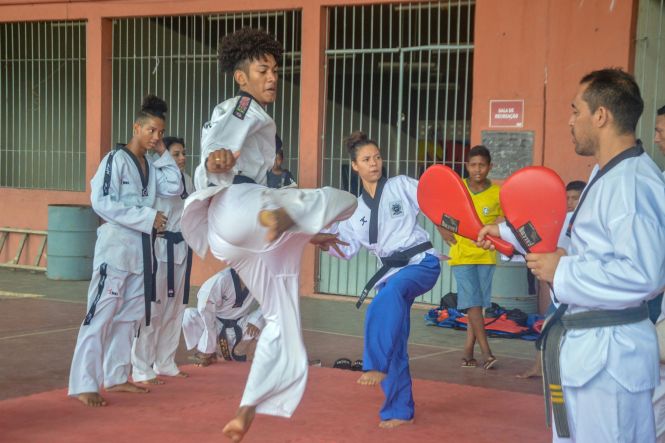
0 363 550 443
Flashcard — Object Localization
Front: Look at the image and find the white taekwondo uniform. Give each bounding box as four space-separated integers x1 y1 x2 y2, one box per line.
132 171 194 381
501 146 665 442
182 268 265 356
181 92 356 418
68 145 183 396
325 175 437 274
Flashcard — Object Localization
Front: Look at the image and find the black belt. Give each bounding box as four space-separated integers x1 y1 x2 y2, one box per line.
141 230 156 326
356 241 433 309
540 303 649 438
161 230 193 304
233 175 256 185
217 317 247 362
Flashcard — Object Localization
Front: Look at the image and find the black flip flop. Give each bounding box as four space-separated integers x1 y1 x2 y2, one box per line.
351 359 363 371
333 358 352 370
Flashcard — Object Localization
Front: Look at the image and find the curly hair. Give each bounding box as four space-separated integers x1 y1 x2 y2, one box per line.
136 94 167 122
218 28 283 73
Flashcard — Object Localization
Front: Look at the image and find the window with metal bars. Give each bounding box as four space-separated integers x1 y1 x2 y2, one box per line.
635 0 665 170
0 21 87 191
318 1 475 303
111 12 302 180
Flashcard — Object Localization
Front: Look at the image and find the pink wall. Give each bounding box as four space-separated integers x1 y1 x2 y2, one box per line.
473 0 638 185
0 0 639 291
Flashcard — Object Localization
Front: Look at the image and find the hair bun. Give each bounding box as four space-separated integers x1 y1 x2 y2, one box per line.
344 131 368 152
141 94 168 117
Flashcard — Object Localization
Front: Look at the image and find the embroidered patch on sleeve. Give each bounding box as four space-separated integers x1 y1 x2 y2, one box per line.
233 96 252 120
390 200 404 217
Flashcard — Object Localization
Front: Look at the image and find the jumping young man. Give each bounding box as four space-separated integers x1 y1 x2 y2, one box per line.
180 28 356 441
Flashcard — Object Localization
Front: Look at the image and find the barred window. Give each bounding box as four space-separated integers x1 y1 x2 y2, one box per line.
0 21 86 191
318 1 475 303
111 12 302 179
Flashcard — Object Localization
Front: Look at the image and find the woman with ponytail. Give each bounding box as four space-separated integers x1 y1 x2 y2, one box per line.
313 130 445 429
68 95 183 407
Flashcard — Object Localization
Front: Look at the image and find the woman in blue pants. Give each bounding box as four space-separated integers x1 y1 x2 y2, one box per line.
313 131 443 428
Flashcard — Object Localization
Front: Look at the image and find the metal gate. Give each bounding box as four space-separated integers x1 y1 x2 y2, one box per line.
635 0 665 170
111 12 302 178
0 21 87 191
318 1 475 304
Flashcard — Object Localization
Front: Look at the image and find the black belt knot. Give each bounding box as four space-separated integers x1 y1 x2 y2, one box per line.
217 317 246 362
356 241 433 309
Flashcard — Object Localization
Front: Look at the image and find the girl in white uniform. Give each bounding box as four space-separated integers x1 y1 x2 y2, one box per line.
182 268 265 365
132 137 194 383
179 29 356 441
316 131 442 429
68 95 183 407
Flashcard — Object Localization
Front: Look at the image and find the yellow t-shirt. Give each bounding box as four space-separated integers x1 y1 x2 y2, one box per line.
448 180 503 266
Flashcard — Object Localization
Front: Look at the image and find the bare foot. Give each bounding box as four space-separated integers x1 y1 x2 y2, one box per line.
138 377 165 385
258 208 294 242
234 339 258 361
76 392 107 407
379 418 414 429
172 371 189 378
222 406 256 442
516 364 542 379
105 382 150 393
357 370 386 386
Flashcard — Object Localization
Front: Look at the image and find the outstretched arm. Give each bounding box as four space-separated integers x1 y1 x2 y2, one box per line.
310 233 350 258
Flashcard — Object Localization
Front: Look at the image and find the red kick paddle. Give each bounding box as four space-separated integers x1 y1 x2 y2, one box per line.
500 166 567 253
417 164 515 256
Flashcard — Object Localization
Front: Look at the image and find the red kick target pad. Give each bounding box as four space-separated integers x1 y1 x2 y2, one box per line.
417 165 515 256
500 166 567 253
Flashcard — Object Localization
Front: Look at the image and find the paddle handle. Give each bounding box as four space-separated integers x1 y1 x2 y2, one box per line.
488 235 515 257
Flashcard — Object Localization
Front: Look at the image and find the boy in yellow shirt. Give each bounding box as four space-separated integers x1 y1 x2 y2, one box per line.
442 145 502 369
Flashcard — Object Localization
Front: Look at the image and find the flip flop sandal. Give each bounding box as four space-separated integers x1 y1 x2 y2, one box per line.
333 358 352 370
351 359 363 371
461 358 478 368
189 353 215 367
482 356 498 370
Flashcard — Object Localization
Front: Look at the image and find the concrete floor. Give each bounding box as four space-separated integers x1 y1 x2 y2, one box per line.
0 268 542 401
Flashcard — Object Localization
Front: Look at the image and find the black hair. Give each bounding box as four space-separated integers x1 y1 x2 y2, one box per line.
275 148 284 159
344 131 379 161
579 68 643 135
218 28 283 74
467 145 491 163
136 94 167 123
163 136 185 151
657 105 665 117
566 180 586 192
